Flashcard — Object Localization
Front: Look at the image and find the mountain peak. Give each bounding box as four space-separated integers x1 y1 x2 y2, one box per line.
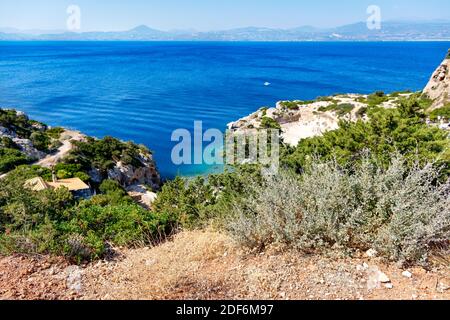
129 25 161 33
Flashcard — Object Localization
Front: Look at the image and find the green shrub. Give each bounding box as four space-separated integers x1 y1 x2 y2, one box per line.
259 107 269 116
261 117 281 130
318 103 354 116
228 155 450 265
318 104 335 112
283 98 450 177
60 203 173 262
430 105 450 121
336 103 355 116
99 179 122 194
30 131 50 151
1 137 19 149
45 127 64 139
366 91 389 107
54 163 82 176
0 148 30 173
153 165 263 228
355 106 368 118
0 165 173 263
280 101 300 110
389 90 412 98
67 136 148 173
0 109 34 138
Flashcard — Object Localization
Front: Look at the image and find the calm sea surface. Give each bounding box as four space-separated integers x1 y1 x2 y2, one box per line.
0 41 448 178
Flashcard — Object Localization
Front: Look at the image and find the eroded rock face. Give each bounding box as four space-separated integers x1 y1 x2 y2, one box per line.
0 126 46 160
107 152 161 191
13 138 46 160
0 125 17 138
423 52 450 109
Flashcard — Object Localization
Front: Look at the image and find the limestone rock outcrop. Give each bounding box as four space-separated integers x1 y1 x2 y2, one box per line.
423 50 450 109
107 152 161 191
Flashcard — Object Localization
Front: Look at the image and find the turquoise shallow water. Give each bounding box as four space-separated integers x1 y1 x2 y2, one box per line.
0 41 448 178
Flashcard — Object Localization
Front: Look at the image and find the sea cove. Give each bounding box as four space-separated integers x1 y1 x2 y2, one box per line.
0 41 449 177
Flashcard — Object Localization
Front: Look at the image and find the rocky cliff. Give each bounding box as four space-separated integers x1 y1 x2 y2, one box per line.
423 49 450 109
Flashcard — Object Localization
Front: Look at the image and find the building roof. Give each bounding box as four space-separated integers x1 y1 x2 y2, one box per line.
25 177 90 192
48 178 90 191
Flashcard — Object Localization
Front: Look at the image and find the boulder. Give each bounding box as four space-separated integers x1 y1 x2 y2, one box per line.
402 270 413 279
65 265 83 294
367 266 391 290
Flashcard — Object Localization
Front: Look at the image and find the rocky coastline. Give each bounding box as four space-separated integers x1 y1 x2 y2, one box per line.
0 111 160 206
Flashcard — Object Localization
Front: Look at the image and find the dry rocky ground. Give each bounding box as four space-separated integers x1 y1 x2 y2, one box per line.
1 231 448 300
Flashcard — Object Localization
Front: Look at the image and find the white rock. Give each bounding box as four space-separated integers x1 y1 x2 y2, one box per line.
437 281 450 293
65 265 83 293
367 267 391 290
402 271 413 278
378 272 391 283
384 283 394 289
357 263 369 272
365 249 378 258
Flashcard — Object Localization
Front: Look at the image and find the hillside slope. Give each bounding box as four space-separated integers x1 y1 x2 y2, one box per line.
1 231 449 300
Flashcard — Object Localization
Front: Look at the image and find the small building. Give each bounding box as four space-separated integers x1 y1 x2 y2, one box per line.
25 176 92 199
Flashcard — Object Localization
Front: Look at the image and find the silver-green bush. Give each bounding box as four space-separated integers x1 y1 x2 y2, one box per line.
228 154 450 265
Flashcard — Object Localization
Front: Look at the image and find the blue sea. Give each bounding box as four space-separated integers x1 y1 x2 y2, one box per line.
0 41 448 178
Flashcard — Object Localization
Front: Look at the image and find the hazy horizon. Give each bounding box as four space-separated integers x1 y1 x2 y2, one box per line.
2 19 450 35
1 0 450 33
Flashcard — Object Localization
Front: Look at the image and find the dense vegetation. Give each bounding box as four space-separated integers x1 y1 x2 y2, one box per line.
228 155 449 265
1 110 166 262
282 96 450 177
0 148 29 173
152 94 450 265
1 94 449 266
153 165 263 229
430 104 450 122
64 136 149 175
0 166 173 262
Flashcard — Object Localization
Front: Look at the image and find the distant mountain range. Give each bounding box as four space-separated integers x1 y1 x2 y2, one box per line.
1 21 450 41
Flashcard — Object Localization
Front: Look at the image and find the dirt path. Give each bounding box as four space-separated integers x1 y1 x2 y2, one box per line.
36 130 85 168
1 231 448 300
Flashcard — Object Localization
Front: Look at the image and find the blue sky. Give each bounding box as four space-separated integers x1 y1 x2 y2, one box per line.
1 0 450 31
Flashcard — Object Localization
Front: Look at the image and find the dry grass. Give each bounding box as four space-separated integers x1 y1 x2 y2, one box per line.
81 230 450 300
